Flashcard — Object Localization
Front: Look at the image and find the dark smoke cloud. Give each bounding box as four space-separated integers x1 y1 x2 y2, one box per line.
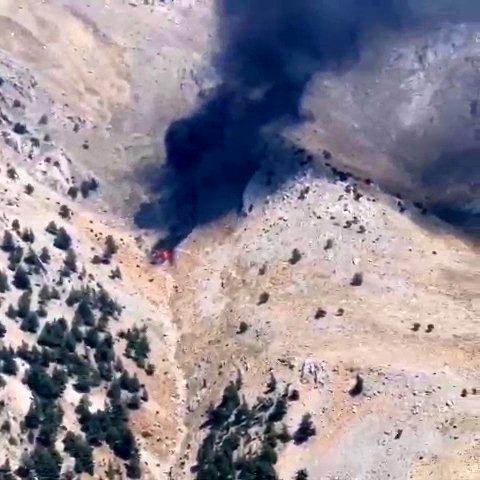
136 0 480 245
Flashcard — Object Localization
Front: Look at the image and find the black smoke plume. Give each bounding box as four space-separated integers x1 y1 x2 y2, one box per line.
136 0 480 245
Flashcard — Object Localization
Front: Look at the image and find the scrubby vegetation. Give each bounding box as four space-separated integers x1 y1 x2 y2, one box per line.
194 376 313 480
122 325 150 368
0 222 152 478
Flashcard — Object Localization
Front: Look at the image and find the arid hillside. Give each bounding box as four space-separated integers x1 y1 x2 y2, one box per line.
0 1 476 480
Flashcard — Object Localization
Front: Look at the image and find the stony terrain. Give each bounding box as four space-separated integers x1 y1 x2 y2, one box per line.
0 1 476 480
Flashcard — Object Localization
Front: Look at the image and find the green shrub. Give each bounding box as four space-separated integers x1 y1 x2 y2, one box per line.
17 291 32 318
21 228 35 243
45 221 58 235
13 265 30 290
293 414 316 445
64 249 77 272
0 270 10 293
20 312 39 333
1 231 15 252
53 228 71 250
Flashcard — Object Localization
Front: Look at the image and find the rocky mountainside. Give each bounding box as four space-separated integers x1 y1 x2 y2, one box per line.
0 1 476 480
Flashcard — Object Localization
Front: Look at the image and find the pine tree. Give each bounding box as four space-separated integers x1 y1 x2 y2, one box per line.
84 328 99 348
0 458 14 480
1 231 15 252
24 247 40 267
64 249 77 272
38 285 51 304
45 221 58 235
0 270 9 293
24 399 41 429
8 245 23 271
67 186 79 200
293 414 316 445
21 228 35 243
126 394 141 410
58 205 71 220
109 266 122 280
53 227 71 251
29 446 62 479
13 265 30 290
75 300 95 326
126 449 141 478
73 362 93 393
2 352 17 376
295 469 309 480
39 246 51 264
105 235 118 256
6 304 16 319
17 291 32 318
145 363 155 376
20 312 39 333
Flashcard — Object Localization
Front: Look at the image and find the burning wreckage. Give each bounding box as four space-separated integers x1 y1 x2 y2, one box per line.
149 234 184 265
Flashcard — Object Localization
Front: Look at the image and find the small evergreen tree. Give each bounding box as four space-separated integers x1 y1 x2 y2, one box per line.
24 248 40 267
13 266 30 290
2 351 17 376
67 186 79 200
0 270 9 293
63 432 94 475
21 228 35 243
8 245 23 271
109 266 122 280
1 231 15 252
53 227 71 250
39 247 50 264
64 249 77 272
105 235 118 256
75 300 95 326
59 205 71 220
295 469 309 480
293 414 316 445
20 312 39 333
6 304 16 319
126 449 141 478
38 285 51 304
17 291 32 318
45 221 58 235
24 446 62 480
0 458 14 480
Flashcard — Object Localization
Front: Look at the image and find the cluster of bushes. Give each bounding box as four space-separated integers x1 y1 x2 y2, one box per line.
0 347 17 376
80 178 99 199
122 325 151 368
63 432 94 475
0 228 50 285
195 376 316 480
75 394 141 478
92 235 118 265
195 377 284 480
45 222 72 251
19 364 66 479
